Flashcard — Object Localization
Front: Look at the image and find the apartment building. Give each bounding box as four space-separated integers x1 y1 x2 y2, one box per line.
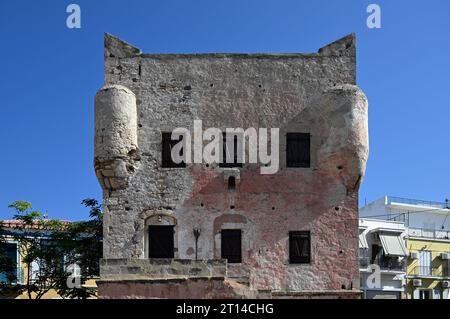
360 196 450 299
359 218 407 299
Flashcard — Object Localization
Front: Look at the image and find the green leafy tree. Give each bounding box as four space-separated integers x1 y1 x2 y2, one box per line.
6 201 63 298
2 199 102 299
52 199 102 299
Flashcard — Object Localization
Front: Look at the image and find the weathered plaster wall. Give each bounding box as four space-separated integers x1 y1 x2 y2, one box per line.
95 33 368 296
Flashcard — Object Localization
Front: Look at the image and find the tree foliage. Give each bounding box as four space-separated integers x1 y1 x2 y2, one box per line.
0 199 102 299
0 221 18 288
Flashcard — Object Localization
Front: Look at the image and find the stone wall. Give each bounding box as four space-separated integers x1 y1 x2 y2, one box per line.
97 277 263 299
94 33 369 298
100 258 227 280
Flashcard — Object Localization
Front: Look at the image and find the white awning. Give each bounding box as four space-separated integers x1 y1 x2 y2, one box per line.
359 231 368 249
379 234 407 257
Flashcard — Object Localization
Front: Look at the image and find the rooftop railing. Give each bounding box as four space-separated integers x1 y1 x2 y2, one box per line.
387 196 448 209
408 227 450 240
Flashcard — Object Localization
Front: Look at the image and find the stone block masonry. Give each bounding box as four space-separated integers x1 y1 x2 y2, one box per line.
94 32 368 299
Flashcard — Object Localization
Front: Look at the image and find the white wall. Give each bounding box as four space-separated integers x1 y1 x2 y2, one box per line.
360 197 389 219
360 196 450 232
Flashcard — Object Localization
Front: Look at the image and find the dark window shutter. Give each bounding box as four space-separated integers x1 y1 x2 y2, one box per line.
289 231 311 264
219 133 243 168
148 225 175 258
162 132 186 168
286 133 310 167
221 229 242 263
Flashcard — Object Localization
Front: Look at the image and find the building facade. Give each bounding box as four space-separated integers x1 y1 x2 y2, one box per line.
0 220 59 287
360 196 450 299
359 218 407 299
95 33 369 298
0 220 98 299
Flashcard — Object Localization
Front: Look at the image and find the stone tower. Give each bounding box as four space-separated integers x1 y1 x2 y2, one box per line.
94 33 368 298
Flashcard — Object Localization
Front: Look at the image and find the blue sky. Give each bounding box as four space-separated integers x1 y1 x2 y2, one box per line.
0 0 449 220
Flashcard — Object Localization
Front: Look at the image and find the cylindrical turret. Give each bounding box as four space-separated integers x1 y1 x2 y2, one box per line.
94 85 137 159
94 85 138 190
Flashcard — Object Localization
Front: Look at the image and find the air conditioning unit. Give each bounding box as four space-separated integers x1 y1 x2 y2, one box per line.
442 281 450 288
410 252 419 259
413 279 422 287
440 252 450 260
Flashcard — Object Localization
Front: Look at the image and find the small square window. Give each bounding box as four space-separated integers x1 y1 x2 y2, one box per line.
286 133 310 168
289 231 311 264
161 132 186 168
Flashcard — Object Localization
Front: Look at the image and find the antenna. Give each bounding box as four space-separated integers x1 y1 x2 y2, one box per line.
441 198 449 230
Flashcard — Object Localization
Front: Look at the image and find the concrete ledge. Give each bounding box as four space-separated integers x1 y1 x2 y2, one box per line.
100 258 227 280
96 276 226 284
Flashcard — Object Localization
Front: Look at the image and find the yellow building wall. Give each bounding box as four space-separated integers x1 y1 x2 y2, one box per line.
1 236 98 299
405 238 450 299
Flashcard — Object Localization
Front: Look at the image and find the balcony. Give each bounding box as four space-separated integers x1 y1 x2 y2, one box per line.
358 256 405 272
377 257 405 272
408 228 450 240
408 266 448 278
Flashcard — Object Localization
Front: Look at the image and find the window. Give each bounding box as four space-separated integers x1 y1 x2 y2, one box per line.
219 133 243 168
228 176 236 191
161 132 186 168
148 225 174 258
418 250 431 276
221 229 242 263
286 133 310 167
0 242 17 283
419 290 432 299
370 243 403 271
39 239 66 273
289 231 311 264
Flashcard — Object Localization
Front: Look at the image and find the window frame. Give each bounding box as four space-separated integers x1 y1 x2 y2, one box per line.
286 132 311 168
289 230 311 264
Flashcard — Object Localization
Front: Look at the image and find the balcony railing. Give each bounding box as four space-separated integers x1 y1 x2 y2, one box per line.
377 257 404 272
408 228 450 240
408 266 448 277
358 256 405 272
387 196 448 209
